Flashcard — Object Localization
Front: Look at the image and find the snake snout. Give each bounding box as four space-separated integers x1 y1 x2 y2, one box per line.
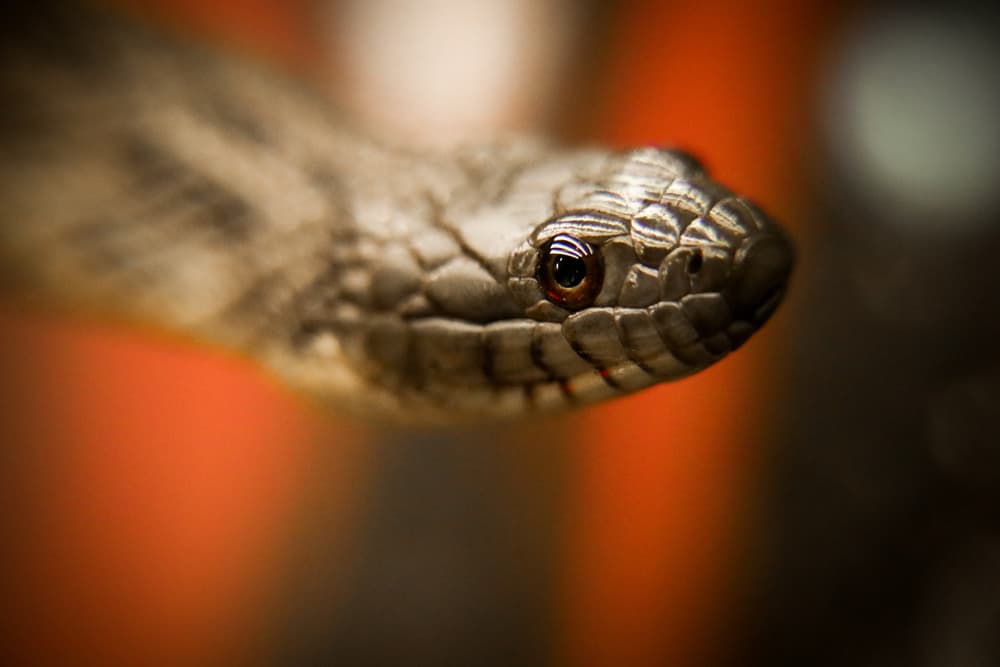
726 232 795 326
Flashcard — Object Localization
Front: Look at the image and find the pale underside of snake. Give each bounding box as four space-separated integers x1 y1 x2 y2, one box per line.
0 2 794 425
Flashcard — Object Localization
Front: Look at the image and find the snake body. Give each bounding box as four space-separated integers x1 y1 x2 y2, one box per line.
0 2 793 423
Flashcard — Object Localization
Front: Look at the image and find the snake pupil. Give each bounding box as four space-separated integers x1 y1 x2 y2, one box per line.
553 255 586 288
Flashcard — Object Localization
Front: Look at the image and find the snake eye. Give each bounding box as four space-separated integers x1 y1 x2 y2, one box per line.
538 234 603 310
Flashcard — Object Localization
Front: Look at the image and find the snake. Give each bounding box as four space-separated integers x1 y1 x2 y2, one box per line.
0 2 793 425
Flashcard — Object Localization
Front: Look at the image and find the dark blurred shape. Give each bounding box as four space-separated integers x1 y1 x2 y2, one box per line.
275 431 569 667
743 3 1000 666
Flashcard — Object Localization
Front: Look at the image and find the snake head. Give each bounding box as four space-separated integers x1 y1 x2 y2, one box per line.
320 146 792 422
499 147 795 408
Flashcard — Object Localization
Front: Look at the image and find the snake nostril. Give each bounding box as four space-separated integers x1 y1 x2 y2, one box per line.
754 285 786 323
686 249 703 274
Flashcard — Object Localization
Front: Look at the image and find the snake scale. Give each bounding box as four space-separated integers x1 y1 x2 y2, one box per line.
0 2 793 424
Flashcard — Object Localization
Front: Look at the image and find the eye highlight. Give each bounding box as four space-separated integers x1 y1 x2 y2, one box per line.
538 234 603 310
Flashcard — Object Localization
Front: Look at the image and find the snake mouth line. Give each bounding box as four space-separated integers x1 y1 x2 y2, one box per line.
753 286 786 325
